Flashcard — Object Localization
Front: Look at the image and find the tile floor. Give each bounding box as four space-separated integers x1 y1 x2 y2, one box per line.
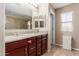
43 46 79 56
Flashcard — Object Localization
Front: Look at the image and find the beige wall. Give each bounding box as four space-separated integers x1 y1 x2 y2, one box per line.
55 3 79 49
6 16 32 29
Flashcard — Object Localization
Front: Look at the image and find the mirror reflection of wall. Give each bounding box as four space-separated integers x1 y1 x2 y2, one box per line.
5 16 32 29
5 3 32 29
27 21 31 29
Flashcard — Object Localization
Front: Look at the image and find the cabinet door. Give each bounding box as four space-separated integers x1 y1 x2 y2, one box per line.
6 47 25 56
27 37 36 56
41 35 48 54
36 43 41 56
36 36 42 56
5 39 26 53
37 48 41 56
29 47 36 56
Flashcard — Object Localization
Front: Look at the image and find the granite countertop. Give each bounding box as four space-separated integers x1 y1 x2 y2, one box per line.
5 32 47 43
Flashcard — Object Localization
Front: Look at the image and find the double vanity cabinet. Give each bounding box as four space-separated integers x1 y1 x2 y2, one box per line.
5 34 48 56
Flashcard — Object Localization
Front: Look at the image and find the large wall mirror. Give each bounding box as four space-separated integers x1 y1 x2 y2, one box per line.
5 3 32 29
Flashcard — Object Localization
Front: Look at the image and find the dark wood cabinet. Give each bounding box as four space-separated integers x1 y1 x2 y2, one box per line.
37 48 41 56
6 47 25 56
5 39 26 53
41 34 48 54
28 52 36 56
36 35 42 56
5 34 48 56
28 47 36 56
27 37 36 56
5 39 28 56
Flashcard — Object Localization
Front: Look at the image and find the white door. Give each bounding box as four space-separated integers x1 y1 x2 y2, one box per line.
50 13 55 48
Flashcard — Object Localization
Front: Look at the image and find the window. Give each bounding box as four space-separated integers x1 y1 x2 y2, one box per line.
61 12 72 32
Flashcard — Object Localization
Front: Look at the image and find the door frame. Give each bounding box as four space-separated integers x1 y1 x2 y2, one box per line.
49 9 55 47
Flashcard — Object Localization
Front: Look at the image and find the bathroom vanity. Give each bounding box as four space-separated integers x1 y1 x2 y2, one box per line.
5 3 48 56
5 33 48 56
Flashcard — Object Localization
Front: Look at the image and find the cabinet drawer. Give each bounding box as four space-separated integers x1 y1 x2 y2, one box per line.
42 38 47 41
42 42 47 48
42 34 47 38
37 46 41 50
29 47 36 54
29 44 36 48
42 37 47 41
37 43 41 47
42 41 47 45
37 39 41 43
6 39 26 52
37 44 41 49
6 47 25 56
36 35 41 40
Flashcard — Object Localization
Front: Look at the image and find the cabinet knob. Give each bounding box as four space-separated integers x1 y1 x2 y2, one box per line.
30 47 35 50
27 40 31 44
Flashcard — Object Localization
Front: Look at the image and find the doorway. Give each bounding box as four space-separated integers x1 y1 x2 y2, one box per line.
50 13 55 49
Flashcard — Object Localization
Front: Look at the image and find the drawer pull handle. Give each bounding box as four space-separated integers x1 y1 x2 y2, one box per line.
30 47 35 50
27 40 31 44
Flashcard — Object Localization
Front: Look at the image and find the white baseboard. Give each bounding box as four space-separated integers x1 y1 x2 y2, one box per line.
72 48 79 51
55 44 63 47
55 44 79 51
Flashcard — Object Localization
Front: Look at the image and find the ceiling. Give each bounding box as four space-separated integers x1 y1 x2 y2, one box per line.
5 3 32 17
52 3 72 9
5 3 72 16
